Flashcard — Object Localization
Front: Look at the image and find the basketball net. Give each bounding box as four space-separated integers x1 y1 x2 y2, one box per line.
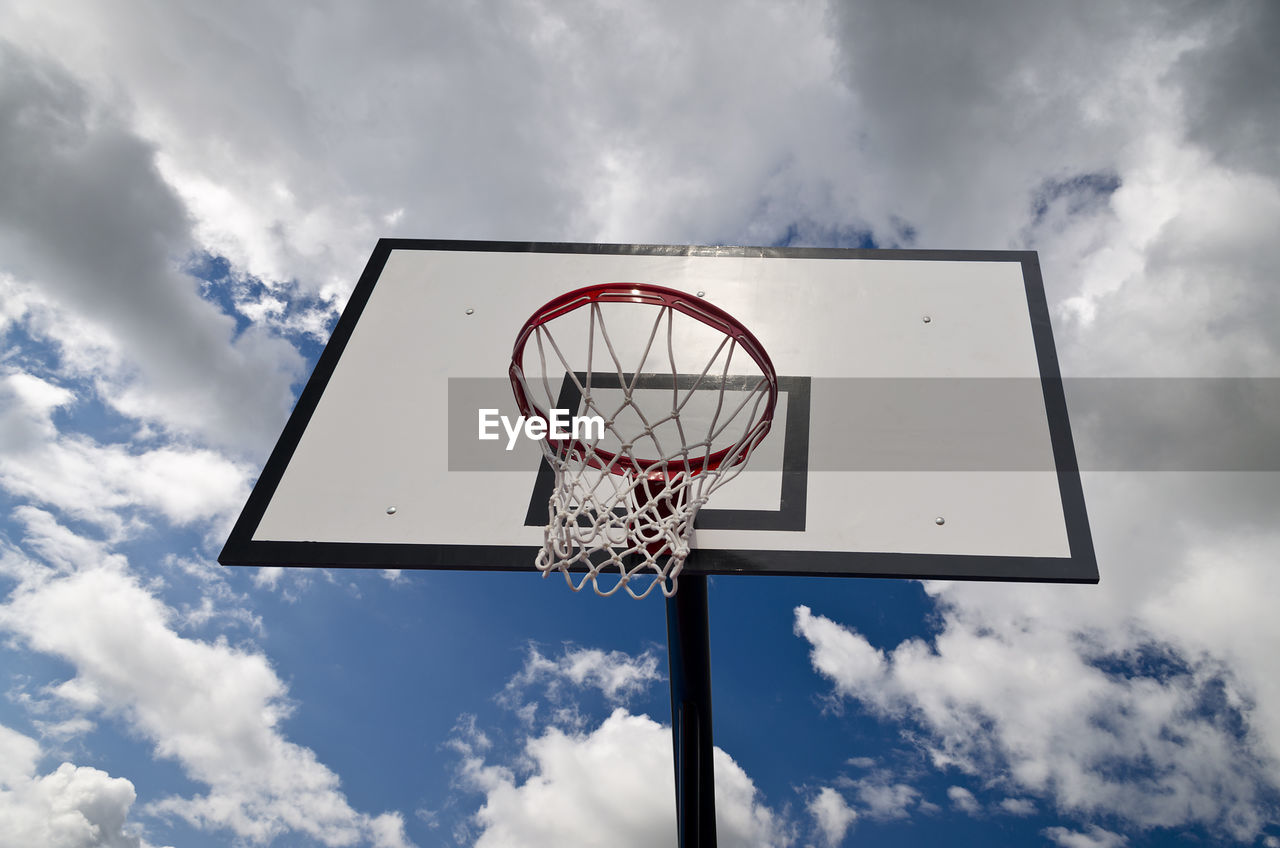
510 284 777 598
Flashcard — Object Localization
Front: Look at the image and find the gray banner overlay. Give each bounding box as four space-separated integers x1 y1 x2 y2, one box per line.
447 378 1280 472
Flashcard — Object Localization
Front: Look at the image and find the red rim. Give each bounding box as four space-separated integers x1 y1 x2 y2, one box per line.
510 283 778 478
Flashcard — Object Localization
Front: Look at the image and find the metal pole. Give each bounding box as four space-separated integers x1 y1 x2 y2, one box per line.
666 573 717 848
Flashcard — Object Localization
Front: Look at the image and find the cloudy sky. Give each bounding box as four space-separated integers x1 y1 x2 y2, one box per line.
1 1 1278 846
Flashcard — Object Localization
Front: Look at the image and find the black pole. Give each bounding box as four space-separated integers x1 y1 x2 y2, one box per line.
665 573 717 848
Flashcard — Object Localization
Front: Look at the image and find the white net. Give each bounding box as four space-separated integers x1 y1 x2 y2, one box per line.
510 285 775 598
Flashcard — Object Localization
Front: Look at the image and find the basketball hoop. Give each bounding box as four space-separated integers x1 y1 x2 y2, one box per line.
510 283 777 598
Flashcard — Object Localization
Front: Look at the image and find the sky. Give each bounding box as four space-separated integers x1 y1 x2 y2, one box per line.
0 1 1278 846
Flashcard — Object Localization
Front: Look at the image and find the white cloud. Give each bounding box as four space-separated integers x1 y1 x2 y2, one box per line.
852 778 917 821
807 786 856 847
1043 824 1129 848
1138 533 1280 762
0 371 251 536
0 0 853 290
557 648 662 701
31 716 96 743
947 786 980 816
176 593 263 637
814 0 1280 384
499 644 663 724
457 708 790 848
0 724 163 848
0 44 303 454
999 797 1036 817
0 763 151 848
0 724 41 788
823 3 1203 250
1 372 74 427
1168 1 1280 178
794 603 1277 840
1 507 128 580
0 516 411 847
791 607 888 707
1066 153 1280 375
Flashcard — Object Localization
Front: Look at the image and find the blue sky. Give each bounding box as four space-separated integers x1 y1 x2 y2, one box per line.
2 2 1279 847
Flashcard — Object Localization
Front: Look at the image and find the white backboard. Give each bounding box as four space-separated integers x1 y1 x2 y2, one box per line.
221 240 1096 582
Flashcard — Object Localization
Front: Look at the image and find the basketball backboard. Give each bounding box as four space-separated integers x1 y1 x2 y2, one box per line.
220 239 1096 583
